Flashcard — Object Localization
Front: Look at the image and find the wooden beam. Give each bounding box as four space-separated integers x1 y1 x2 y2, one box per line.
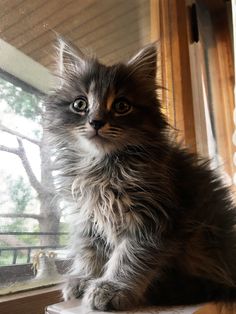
150 0 160 42
157 0 197 151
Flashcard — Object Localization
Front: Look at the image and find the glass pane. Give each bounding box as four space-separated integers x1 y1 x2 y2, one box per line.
0 75 69 293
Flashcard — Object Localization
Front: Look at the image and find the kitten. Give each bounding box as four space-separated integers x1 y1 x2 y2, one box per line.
45 39 236 311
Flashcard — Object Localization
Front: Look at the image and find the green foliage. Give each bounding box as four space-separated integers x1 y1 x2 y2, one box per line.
0 77 42 121
0 251 29 266
59 222 69 245
5 219 23 233
1 176 35 233
9 176 33 213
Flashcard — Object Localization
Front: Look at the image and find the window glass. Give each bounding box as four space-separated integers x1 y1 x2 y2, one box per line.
0 75 69 293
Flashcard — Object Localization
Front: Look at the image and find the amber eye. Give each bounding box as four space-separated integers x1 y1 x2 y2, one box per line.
70 97 88 113
113 99 131 115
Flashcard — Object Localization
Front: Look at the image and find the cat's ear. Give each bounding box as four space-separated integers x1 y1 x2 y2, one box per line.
127 43 158 79
56 37 87 75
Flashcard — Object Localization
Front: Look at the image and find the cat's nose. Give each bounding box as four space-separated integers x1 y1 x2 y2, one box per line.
89 120 105 130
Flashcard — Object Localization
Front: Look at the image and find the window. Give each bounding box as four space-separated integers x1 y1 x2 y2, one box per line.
0 37 70 293
187 0 235 184
0 71 69 294
152 0 235 185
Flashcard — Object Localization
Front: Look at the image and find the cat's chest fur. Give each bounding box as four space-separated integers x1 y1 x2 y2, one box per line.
71 154 144 244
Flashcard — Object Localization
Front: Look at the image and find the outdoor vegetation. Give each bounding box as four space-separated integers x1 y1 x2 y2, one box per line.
0 76 68 266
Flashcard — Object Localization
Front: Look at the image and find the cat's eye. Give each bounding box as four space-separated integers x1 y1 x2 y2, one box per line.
70 97 88 113
113 99 131 115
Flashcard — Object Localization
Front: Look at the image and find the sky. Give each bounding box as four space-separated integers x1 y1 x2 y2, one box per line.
0 98 41 222
0 99 41 180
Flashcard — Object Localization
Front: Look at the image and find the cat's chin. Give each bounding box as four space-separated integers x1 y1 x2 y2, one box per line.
79 135 118 157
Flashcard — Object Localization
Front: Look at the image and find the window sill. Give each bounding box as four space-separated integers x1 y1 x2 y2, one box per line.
0 286 226 314
0 285 62 314
0 259 71 295
0 275 64 296
46 301 228 314
46 299 213 314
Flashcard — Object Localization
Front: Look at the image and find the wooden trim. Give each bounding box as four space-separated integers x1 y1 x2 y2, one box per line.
153 0 197 151
186 0 235 179
150 0 160 42
186 0 211 157
0 69 44 96
211 9 235 178
154 0 234 176
0 286 62 314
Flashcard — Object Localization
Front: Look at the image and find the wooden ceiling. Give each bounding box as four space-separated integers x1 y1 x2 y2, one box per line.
0 0 150 69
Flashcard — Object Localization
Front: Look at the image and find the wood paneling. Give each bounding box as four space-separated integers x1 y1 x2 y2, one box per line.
10 0 90 47
0 0 150 68
33 0 142 65
3 0 73 43
0 0 25 19
0 0 48 35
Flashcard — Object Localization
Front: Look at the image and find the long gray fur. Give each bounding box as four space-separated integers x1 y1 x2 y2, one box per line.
45 39 236 311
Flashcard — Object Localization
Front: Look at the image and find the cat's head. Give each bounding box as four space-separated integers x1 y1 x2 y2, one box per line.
46 39 166 157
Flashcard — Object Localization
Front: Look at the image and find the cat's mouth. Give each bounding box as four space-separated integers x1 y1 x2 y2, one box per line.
87 130 109 142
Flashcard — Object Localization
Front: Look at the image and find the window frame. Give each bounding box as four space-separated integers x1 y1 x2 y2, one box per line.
151 0 197 152
0 286 62 314
0 38 54 94
186 0 235 178
151 0 235 181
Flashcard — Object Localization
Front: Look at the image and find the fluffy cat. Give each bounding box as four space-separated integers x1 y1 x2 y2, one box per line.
45 39 236 311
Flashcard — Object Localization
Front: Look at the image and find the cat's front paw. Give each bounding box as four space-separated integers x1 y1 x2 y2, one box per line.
83 280 136 311
63 277 90 301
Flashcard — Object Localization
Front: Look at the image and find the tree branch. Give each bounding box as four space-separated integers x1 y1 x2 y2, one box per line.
0 140 44 195
0 213 42 220
0 124 41 146
0 144 19 155
17 138 43 195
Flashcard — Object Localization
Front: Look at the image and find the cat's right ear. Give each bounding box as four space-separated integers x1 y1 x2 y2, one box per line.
127 42 158 80
56 37 87 76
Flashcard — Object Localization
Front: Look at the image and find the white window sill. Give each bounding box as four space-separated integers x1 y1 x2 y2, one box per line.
46 299 204 314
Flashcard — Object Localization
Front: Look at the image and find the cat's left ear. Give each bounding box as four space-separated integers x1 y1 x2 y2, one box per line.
127 42 158 79
57 37 88 75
